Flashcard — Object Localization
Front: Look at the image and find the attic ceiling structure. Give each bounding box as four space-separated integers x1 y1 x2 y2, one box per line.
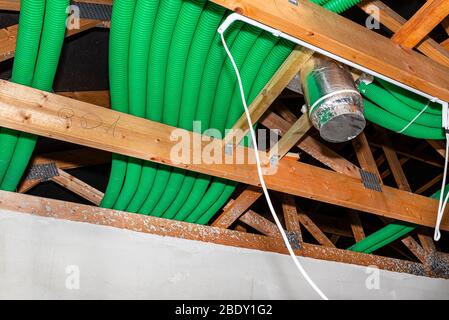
0 0 449 287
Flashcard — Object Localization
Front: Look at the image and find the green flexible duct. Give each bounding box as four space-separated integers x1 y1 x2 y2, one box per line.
150 0 206 217
138 0 183 215
1 0 69 191
112 0 158 211
182 24 263 223
171 21 243 221
358 81 441 128
128 3 220 216
160 3 227 219
378 79 442 115
324 0 361 14
101 0 365 225
187 31 278 224
100 0 136 208
310 0 331 5
196 38 295 225
363 99 444 139
348 190 443 253
0 0 45 186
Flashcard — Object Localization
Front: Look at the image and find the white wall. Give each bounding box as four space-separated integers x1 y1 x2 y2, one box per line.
0 209 448 299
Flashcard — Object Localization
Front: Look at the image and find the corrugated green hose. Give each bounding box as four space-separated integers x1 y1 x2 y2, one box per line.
378 79 442 115
138 0 183 215
185 29 275 224
165 12 239 220
171 22 243 222
196 38 295 225
363 99 444 139
324 0 361 14
112 0 158 211
358 81 441 128
161 3 227 219
0 0 45 186
150 0 206 217
100 0 136 208
181 24 263 223
1 0 68 191
348 190 442 253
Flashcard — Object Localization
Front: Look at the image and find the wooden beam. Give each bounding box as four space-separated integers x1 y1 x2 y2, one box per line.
377 132 429 263
427 139 446 158
297 209 335 248
17 179 40 193
268 114 311 161
224 46 313 146
391 0 449 49
210 0 449 102
58 90 110 108
415 173 443 195
0 0 113 11
0 19 103 63
359 0 449 67
17 148 110 193
370 141 443 168
260 111 361 179
348 211 365 242
212 186 262 228
281 194 302 237
0 189 432 277
51 169 103 205
352 132 382 183
0 80 447 230
239 210 280 237
382 138 411 191
30 148 110 170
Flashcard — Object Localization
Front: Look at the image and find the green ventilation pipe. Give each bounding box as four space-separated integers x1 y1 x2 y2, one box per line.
0 0 45 184
348 190 443 253
0 0 68 192
2 0 69 191
99 0 368 226
111 0 158 211
100 0 136 208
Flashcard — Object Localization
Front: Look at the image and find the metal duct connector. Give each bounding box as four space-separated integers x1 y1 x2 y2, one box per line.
300 55 365 143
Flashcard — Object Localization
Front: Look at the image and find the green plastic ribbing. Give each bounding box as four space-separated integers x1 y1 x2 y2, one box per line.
1 0 68 191
161 3 227 219
138 0 183 215
348 190 442 253
378 79 442 115
358 81 441 128
172 21 243 221
0 0 45 186
363 99 444 139
187 31 276 224
182 24 263 223
112 0 159 211
196 38 295 225
324 0 361 14
151 0 206 217
185 25 262 222
310 0 331 5
100 0 136 208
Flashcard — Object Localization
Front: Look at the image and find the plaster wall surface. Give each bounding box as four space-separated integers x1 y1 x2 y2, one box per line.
0 209 448 299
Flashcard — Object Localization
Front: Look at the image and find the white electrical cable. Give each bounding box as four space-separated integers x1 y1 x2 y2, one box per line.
219 31 328 300
435 102 449 241
219 12 449 243
435 132 449 241
395 101 429 134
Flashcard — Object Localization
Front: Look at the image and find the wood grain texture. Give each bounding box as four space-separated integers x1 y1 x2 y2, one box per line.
0 80 446 230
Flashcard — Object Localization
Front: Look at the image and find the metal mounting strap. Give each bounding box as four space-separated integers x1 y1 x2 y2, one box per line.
25 162 59 181
359 168 382 192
